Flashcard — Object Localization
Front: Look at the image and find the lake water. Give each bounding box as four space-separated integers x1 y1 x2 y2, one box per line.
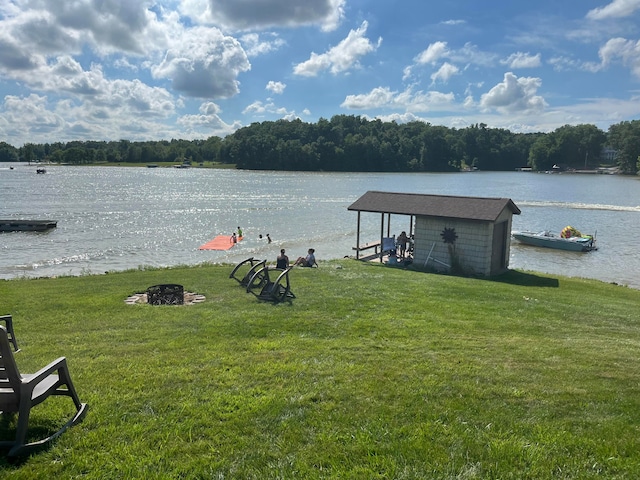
2 163 640 289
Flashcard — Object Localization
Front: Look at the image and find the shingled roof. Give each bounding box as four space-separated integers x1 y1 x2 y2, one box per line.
348 191 520 222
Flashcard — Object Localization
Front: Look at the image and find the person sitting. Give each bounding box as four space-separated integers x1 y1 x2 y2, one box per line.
276 249 289 269
294 248 317 267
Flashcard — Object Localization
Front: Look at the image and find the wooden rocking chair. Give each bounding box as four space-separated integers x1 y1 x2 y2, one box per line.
0 326 88 457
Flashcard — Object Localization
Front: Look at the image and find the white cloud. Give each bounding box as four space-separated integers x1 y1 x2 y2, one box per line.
242 99 301 119
440 19 466 26
1 0 639 146
242 100 267 114
374 112 424 124
501 52 542 69
548 56 584 72
0 3 252 101
340 87 396 109
293 21 381 76
430 62 460 84
266 81 286 94
414 42 496 66
2 1 167 58
598 37 640 78
185 0 345 32
480 72 547 114
403 91 456 112
407 42 496 82
2 54 176 118
1 94 64 138
341 86 455 113
113 57 139 71
415 41 449 65
177 101 241 137
152 26 250 98
449 42 497 67
240 33 286 57
587 0 640 20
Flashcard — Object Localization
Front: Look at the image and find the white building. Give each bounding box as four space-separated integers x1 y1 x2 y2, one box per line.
348 191 521 276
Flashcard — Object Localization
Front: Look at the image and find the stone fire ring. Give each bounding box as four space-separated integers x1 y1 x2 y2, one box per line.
124 291 206 305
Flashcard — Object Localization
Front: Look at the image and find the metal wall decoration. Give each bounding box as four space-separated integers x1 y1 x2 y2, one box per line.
441 227 458 244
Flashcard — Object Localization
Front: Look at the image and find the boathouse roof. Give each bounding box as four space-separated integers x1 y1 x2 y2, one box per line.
347 191 521 222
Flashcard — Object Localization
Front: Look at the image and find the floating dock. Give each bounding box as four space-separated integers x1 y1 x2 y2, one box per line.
198 235 243 250
0 220 57 232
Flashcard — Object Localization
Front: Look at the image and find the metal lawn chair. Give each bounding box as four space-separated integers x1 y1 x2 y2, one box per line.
246 266 296 303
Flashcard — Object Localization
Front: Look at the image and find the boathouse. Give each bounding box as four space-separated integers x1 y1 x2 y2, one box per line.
348 191 521 276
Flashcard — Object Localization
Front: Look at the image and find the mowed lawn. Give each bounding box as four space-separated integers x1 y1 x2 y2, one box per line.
1 260 640 478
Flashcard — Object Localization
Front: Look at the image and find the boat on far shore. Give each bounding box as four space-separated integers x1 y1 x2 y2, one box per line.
512 227 596 252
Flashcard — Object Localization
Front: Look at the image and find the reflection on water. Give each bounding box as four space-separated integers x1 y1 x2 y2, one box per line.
1 164 640 289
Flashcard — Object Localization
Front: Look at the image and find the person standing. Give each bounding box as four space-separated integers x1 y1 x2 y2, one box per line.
396 231 408 258
231 232 237 244
276 249 289 269
237 226 243 238
266 233 272 243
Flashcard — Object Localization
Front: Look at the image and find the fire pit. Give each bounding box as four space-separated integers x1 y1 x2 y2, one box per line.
124 286 206 306
146 284 184 305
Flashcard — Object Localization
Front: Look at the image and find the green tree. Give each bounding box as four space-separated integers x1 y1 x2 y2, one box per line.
63 147 86 164
608 120 640 174
0 142 18 162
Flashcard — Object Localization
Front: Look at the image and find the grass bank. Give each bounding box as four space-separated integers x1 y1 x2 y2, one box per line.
1 261 639 478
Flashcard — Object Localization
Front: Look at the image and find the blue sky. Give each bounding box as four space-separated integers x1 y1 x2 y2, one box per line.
1 0 640 146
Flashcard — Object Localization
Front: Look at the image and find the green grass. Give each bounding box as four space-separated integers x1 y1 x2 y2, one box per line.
1 261 640 478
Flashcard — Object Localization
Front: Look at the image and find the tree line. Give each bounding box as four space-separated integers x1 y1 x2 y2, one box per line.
2 116 639 174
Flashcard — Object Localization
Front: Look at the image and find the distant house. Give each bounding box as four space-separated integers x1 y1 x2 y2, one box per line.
601 147 617 164
348 191 521 276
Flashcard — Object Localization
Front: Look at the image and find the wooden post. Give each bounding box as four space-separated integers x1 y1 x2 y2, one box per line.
379 213 384 262
356 212 361 260
409 215 414 256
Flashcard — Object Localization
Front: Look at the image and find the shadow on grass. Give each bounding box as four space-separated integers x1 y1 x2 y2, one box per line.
0 416 48 466
489 269 560 288
356 260 560 288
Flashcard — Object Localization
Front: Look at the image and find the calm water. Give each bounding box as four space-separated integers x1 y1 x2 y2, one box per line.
2 163 640 289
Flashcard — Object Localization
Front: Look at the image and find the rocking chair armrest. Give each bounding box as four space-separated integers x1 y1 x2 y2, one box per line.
20 357 69 388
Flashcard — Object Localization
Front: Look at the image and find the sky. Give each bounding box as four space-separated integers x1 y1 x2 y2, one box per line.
1 0 640 147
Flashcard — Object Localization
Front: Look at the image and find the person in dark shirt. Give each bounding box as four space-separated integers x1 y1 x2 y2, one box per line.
276 249 289 269
396 231 408 258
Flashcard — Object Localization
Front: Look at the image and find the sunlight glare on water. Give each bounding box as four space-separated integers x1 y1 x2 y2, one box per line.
1 164 640 289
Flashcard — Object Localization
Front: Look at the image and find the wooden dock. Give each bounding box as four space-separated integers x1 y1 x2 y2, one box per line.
0 220 57 232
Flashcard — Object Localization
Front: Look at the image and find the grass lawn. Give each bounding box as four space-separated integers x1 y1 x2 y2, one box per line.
1 260 640 478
